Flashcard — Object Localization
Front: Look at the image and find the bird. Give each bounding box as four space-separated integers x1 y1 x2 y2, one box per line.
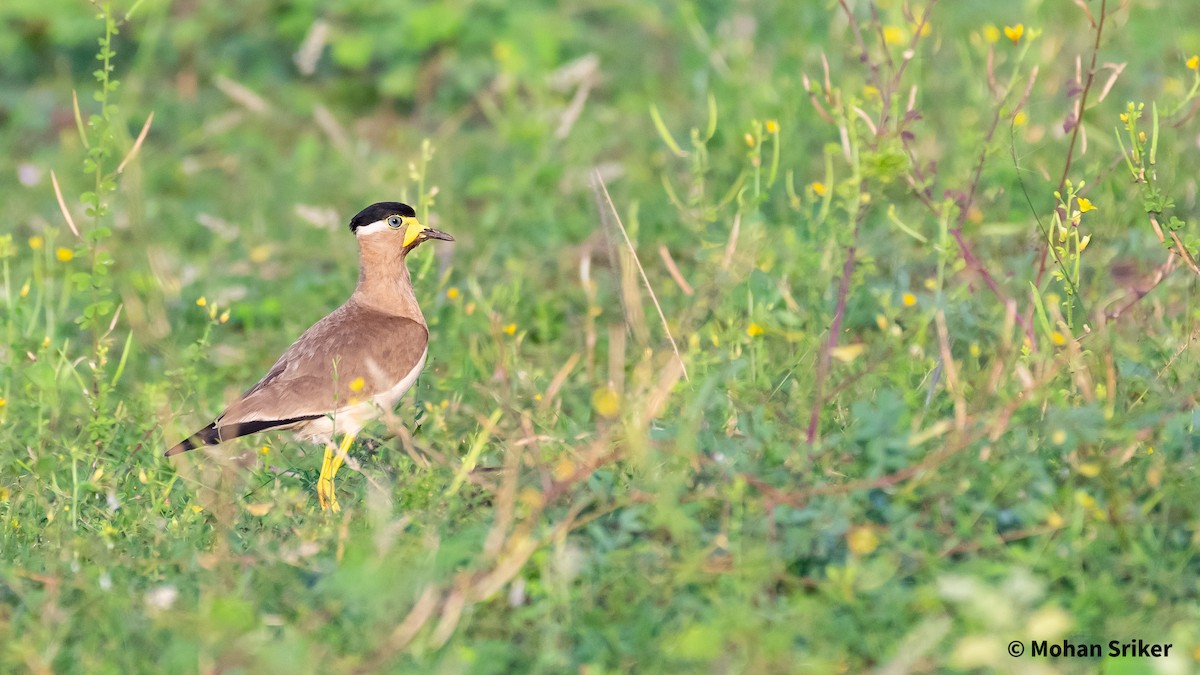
166 201 453 512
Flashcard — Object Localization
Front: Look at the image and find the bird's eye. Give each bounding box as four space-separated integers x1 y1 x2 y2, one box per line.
387 216 403 229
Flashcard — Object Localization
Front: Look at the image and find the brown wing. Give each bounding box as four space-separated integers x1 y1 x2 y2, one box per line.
216 303 429 427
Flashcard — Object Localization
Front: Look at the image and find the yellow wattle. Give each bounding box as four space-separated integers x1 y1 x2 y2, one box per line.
402 219 424 247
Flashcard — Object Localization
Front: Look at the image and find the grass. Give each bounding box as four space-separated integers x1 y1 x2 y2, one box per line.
3 0 1200 672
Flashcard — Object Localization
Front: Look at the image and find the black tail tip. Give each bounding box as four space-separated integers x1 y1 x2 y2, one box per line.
165 422 219 456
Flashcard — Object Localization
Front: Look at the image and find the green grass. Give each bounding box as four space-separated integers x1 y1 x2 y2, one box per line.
3 0 1200 672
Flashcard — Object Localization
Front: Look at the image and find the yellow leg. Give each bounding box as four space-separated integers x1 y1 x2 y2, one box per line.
316 433 356 512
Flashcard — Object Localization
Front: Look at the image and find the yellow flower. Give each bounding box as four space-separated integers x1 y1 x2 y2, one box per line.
0 398 6 408
901 292 917 307
1046 511 1064 529
862 84 880 98
983 25 1000 43
765 120 779 134
447 287 460 300
1074 490 1095 510
882 26 905 45
913 21 932 38
28 236 44 251
19 280 29 298
55 247 74 262
592 387 620 418
969 342 981 358
1012 111 1028 127
1077 463 1100 478
1078 234 1091 251
553 457 576 482
196 296 207 307
1188 55 1199 71
249 245 271 263
349 376 365 392
1003 24 1024 44
810 181 828 197
847 526 880 555
1077 197 1096 213
743 132 756 148
1119 112 1129 123
1050 331 1067 346
503 323 517 336
747 322 765 337
831 344 865 363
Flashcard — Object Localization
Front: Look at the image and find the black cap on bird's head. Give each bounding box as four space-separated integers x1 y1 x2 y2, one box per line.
348 201 453 249
349 202 417 233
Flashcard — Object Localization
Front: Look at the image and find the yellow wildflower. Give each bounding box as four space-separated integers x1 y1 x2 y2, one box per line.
349 377 365 392
0 398 6 409
249 245 271 263
1077 197 1096 213
765 120 780 134
28 236 44 251
1003 24 1024 44
902 292 917 307
847 526 880 555
447 287 460 300
196 296 207 307
1051 331 1067 346
1051 429 1067 445
503 323 517 336
831 344 865 363
747 323 765 337
1188 55 1199 71
1012 111 1027 127
592 387 620 418
56 247 74 262
810 181 828 197
1077 463 1100 478
743 132 755 148
883 26 905 46
553 457 576 481
983 25 1000 43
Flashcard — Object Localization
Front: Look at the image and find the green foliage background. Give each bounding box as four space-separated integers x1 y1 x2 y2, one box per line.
2 0 1200 672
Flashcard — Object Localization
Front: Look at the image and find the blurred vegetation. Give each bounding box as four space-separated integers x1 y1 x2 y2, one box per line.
3 0 1200 671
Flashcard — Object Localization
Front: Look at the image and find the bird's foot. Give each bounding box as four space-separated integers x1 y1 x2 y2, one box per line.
317 444 341 512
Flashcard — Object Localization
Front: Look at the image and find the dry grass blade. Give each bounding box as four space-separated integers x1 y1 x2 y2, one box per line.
657 245 694 295
50 171 81 239
116 112 154 174
591 170 689 382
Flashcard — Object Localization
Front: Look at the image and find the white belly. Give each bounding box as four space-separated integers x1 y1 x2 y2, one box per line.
296 348 427 443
